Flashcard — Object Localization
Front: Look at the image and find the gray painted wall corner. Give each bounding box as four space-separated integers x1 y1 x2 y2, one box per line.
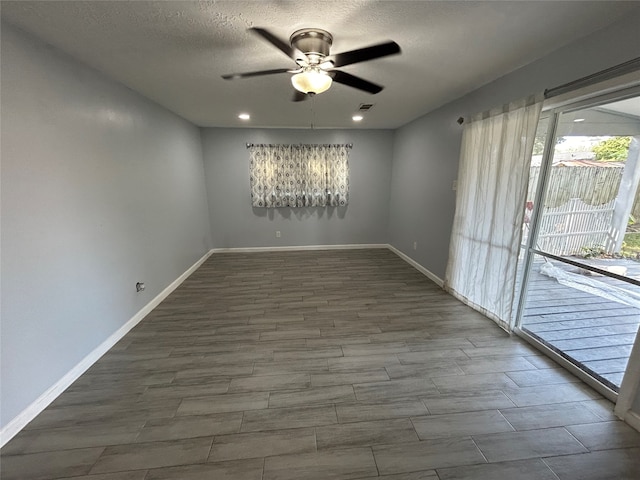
388 10 640 280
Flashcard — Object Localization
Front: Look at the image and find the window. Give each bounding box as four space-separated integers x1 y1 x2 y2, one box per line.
249 144 350 208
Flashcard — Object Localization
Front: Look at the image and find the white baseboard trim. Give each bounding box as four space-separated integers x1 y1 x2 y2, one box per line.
387 245 444 287
0 249 214 448
623 410 640 433
211 244 445 290
1 244 440 445
211 244 388 253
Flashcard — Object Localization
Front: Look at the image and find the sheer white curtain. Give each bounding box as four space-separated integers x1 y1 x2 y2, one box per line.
444 94 543 331
249 144 349 208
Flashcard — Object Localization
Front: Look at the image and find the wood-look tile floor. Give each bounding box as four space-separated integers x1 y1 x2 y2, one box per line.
2 249 640 479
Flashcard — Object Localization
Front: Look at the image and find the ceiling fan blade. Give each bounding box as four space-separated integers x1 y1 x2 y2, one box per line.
250 27 305 62
329 70 383 94
222 68 292 80
328 41 400 68
292 90 310 102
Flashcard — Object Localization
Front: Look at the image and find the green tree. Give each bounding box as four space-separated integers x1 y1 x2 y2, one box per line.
533 136 546 155
592 136 632 161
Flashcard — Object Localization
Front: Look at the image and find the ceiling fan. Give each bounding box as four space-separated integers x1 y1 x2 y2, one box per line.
222 28 401 101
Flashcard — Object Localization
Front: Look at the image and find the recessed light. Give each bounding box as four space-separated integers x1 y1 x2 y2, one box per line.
352 115 363 122
238 113 250 120
573 118 585 122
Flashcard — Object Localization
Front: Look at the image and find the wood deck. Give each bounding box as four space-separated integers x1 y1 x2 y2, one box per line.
521 257 640 390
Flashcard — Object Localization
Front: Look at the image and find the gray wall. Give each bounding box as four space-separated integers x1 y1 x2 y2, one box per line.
388 10 640 280
0 24 213 429
202 128 394 248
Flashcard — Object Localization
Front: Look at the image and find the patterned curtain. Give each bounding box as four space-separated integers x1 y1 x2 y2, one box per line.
249 144 350 208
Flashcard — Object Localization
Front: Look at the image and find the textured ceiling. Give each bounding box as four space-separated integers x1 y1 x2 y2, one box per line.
2 1 639 129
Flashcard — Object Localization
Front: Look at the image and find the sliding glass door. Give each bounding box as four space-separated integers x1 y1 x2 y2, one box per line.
517 89 640 395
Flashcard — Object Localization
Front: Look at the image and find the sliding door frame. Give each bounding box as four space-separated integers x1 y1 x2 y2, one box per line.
514 83 640 402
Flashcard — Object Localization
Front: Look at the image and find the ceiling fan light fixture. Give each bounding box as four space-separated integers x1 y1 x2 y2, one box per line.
291 68 332 94
222 27 401 100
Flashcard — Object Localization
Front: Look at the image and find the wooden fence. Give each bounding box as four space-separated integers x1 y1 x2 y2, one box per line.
526 165 640 256
528 165 640 220
528 165 623 208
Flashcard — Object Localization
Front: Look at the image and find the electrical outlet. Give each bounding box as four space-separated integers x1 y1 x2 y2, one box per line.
276 231 281 238
413 241 417 250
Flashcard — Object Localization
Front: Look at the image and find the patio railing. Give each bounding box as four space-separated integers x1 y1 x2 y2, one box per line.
537 198 616 256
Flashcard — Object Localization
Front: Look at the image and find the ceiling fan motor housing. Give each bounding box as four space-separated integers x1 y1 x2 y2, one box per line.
290 29 333 59
221 27 400 98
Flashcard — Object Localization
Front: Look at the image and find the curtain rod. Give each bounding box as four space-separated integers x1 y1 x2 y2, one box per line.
544 57 640 99
246 143 353 148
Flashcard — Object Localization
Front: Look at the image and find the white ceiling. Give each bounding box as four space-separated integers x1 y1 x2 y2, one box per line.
600 98 640 119
2 1 639 129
